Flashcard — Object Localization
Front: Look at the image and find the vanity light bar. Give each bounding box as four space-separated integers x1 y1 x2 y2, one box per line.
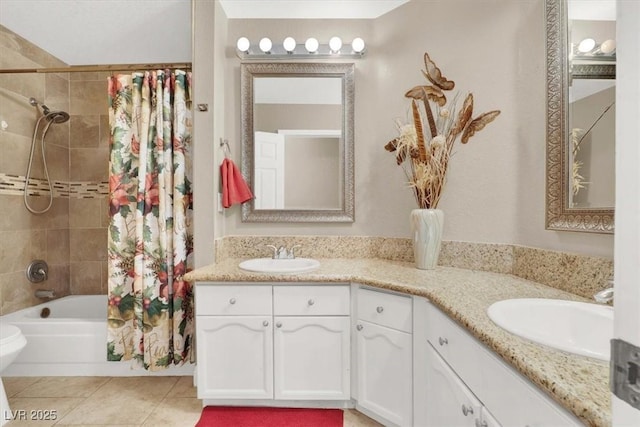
572 38 616 60
236 36 366 59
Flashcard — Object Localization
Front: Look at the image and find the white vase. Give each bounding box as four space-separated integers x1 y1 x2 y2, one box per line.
410 208 444 270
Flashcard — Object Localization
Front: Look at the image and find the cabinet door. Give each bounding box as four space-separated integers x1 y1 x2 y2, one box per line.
197 316 273 399
425 344 482 427
356 320 412 426
479 407 502 427
274 316 350 400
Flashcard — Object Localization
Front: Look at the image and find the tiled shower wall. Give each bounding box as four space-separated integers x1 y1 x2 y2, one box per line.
68 72 109 298
0 26 109 315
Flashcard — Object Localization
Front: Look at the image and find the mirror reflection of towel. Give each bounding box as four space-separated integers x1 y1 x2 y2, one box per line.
221 158 253 208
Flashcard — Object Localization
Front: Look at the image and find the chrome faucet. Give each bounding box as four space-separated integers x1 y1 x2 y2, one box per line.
594 279 614 304
265 244 302 259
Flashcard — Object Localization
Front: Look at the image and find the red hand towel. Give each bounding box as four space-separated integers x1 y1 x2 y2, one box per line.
221 158 253 208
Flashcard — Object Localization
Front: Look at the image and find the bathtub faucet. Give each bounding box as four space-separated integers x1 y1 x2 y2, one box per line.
26 260 48 283
35 289 55 299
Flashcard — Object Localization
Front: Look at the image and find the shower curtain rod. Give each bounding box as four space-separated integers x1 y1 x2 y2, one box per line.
0 63 192 74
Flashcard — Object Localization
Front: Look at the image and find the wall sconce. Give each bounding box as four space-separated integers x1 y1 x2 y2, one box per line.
235 36 366 59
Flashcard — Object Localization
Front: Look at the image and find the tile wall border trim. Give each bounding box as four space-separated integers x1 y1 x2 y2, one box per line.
0 173 108 198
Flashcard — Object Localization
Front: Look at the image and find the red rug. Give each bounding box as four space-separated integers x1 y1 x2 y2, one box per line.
195 406 343 427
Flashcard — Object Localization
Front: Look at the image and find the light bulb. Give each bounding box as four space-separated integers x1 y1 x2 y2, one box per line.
305 37 319 53
577 38 596 53
236 37 250 52
600 39 616 54
351 37 365 54
283 37 296 53
259 37 272 53
329 36 342 53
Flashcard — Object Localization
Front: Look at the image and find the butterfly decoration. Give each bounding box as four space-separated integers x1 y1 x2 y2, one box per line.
385 52 501 209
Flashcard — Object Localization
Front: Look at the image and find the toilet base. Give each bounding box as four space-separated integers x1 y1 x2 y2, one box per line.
1 378 13 427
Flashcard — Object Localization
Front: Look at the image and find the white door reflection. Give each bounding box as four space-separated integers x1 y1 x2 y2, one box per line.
254 131 285 209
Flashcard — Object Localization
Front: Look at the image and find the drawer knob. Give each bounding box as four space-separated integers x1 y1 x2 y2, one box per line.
461 404 474 416
263 320 269 327
356 324 363 331
229 298 236 305
376 306 384 313
439 337 448 346
307 299 315 306
276 322 282 328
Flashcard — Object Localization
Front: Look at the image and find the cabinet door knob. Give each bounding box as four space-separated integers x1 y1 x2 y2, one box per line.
475 419 488 427
276 322 282 328
307 299 315 306
439 337 448 346
461 404 474 416
229 298 236 305
263 320 269 327
356 324 363 331
376 306 384 313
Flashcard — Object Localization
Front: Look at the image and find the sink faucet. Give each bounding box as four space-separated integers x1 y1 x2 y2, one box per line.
265 244 302 259
594 280 614 303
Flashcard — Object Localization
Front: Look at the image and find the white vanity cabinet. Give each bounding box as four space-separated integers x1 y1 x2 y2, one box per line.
195 285 273 399
273 285 351 400
195 283 350 403
421 303 583 427
355 286 413 426
426 343 500 427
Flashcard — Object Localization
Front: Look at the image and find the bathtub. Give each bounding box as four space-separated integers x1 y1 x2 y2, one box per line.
1 295 194 377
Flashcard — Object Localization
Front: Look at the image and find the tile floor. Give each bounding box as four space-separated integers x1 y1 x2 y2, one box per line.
4 376 382 426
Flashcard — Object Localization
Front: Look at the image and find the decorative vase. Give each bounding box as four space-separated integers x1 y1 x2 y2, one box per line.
410 208 444 270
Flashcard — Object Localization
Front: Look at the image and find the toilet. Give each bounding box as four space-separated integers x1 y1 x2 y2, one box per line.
0 324 27 427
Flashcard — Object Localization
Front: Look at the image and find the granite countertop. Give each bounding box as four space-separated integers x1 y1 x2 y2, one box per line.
185 258 610 426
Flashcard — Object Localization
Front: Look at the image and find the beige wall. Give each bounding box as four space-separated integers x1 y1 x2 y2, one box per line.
214 0 613 258
0 26 109 315
254 104 342 131
284 136 341 209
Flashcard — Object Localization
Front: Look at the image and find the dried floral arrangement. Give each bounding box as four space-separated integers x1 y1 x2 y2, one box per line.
571 128 588 198
385 52 501 209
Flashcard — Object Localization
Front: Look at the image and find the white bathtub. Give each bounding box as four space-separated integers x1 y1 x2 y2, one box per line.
1 295 194 377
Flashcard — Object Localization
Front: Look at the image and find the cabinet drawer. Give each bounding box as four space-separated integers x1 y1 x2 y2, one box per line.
196 285 272 315
274 285 349 316
357 287 412 332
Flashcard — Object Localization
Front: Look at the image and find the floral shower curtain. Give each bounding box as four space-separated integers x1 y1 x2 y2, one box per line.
107 70 194 370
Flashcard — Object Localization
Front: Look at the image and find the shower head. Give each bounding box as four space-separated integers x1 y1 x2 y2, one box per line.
44 109 70 124
29 97 69 124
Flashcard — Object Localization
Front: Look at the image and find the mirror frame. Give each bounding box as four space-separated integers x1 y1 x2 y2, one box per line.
240 62 355 223
545 0 614 233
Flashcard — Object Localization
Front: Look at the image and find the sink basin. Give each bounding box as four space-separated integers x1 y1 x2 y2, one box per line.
238 258 321 274
487 298 613 361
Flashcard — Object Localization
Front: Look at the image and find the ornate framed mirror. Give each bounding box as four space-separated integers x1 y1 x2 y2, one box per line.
545 0 615 233
240 62 355 223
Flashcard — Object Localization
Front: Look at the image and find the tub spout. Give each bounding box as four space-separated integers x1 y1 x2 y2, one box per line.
35 289 55 299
